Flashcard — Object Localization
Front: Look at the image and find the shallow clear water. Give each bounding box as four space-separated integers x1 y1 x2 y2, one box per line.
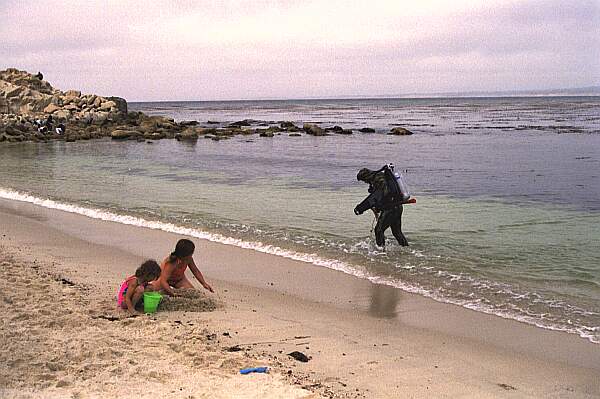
1 97 599 342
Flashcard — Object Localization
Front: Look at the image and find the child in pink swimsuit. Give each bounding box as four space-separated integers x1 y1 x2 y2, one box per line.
118 260 162 312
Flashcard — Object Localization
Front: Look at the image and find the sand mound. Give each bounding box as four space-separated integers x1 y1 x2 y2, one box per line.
159 288 220 312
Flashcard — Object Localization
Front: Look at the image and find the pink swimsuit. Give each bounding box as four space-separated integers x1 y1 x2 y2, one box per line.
117 275 138 309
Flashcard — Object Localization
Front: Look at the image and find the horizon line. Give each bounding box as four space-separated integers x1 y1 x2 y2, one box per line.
128 92 600 104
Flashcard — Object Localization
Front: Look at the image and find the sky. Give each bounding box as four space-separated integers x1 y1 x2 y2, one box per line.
1 0 599 101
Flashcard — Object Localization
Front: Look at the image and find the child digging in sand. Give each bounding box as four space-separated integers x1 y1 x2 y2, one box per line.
153 239 214 296
117 260 162 313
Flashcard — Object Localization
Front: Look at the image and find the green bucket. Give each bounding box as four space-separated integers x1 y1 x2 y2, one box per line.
143 291 162 313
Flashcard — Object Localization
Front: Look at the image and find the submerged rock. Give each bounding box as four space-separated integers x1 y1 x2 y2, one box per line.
280 121 298 130
389 127 413 135
177 128 199 140
303 123 327 136
358 127 375 133
259 130 274 137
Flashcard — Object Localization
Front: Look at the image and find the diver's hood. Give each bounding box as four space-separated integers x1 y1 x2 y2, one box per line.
357 168 376 182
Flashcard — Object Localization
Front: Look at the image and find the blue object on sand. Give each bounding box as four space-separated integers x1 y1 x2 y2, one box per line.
240 367 268 375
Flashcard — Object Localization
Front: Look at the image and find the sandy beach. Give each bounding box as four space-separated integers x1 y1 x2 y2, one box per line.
1 197 599 398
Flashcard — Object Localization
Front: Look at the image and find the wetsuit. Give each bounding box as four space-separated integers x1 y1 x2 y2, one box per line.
355 169 408 247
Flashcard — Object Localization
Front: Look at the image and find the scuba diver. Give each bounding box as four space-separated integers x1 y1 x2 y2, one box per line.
354 164 410 248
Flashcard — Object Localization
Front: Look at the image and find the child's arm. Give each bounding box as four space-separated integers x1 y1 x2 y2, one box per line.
158 261 177 296
188 258 214 293
124 279 139 313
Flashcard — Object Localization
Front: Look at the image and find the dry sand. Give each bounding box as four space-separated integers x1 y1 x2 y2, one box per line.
0 251 321 399
1 198 599 398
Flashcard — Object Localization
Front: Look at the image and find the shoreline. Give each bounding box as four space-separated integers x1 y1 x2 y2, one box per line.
1 197 599 397
1 186 597 346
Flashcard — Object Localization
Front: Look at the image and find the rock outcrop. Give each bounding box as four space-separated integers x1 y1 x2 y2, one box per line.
0 68 397 144
0 68 126 123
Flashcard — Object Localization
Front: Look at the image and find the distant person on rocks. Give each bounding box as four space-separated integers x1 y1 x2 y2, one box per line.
55 123 65 135
35 71 43 80
36 121 48 134
152 239 214 295
45 115 53 132
34 118 45 133
354 166 409 248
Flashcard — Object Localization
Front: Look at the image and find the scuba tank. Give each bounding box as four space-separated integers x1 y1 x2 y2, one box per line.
381 163 411 204
354 163 413 215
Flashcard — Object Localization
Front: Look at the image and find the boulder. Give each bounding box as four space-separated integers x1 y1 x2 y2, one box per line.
54 110 71 120
111 129 139 140
153 116 177 129
7 134 25 142
196 128 216 135
98 100 117 111
106 96 127 115
228 119 253 128
259 131 274 137
179 120 199 127
288 133 302 137
138 121 156 133
303 123 327 136
266 125 282 133
4 84 23 98
93 112 110 125
389 127 413 135
178 128 199 140
144 132 166 140
359 128 376 133
280 121 298 129
18 103 34 114
5 126 22 136
215 128 238 136
33 96 52 111
64 90 81 98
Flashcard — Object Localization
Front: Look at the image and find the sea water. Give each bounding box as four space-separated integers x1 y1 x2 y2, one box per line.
1 97 598 343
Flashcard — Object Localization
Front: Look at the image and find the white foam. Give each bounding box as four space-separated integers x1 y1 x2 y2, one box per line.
1 187 598 344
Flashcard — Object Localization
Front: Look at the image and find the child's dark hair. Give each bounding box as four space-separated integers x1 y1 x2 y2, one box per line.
136 259 161 280
169 239 195 263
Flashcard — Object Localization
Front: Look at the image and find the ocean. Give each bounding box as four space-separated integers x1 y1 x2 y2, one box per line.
1 96 599 343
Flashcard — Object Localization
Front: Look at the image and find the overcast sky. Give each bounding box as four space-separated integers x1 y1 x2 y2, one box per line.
1 0 599 101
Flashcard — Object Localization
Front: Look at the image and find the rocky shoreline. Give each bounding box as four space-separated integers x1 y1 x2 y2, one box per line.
0 68 412 143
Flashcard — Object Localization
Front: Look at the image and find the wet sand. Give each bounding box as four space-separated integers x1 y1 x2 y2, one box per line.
1 197 599 398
